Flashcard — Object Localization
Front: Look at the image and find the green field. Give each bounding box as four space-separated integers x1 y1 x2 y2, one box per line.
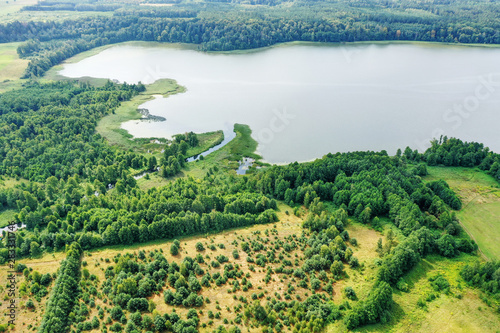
0 42 29 92
0 0 112 24
0 209 16 228
0 0 36 17
186 124 261 175
185 130 224 158
0 0 111 24
425 166 500 260
349 254 500 333
326 220 500 332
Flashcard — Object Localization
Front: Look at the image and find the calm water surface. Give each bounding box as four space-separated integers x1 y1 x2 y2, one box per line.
60 43 500 163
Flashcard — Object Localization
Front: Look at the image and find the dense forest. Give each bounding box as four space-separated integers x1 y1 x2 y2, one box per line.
1 0 500 77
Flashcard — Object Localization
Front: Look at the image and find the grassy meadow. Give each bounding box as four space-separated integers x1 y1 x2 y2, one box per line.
0 252 66 331
0 42 29 93
0 0 112 24
425 166 500 260
330 254 500 333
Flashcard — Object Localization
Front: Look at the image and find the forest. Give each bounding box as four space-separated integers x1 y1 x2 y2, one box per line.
2 0 500 77
0 0 499 332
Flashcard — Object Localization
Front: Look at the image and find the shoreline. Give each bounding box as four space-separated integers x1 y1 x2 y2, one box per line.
48 39 500 76
94 78 186 150
50 39 500 164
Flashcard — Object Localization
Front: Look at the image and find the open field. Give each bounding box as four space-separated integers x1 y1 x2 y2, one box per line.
185 131 224 158
0 209 16 228
0 42 29 93
425 166 500 260
0 252 66 330
345 254 500 333
328 248 500 333
0 0 113 24
0 0 36 18
0 7 112 24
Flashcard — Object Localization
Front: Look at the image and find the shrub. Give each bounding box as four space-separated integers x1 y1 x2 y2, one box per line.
344 287 357 300
430 275 450 292
195 242 205 252
396 279 409 292
170 243 179 256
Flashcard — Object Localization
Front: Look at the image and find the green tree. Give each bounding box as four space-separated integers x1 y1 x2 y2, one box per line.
30 241 40 257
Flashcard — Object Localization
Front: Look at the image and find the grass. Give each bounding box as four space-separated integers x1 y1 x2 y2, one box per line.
74 203 309 332
0 6 112 24
0 42 29 93
331 221 384 302
425 166 500 260
372 254 500 333
228 124 261 161
328 249 500 333
0 0 36 17
0 209 16 228
0 176 28 188
181 124 262 180
325 211 500 332
0 251 66 330
185 131 224 158
136 123 262 189
0 178 28 227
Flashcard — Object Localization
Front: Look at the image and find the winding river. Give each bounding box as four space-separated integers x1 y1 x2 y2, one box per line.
59 42 500 163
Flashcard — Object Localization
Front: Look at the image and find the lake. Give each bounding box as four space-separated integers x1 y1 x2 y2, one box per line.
59 42 500 163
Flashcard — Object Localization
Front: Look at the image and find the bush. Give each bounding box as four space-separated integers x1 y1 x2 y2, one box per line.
343 281 393 329
310 279 321 290
344 287 357 300
232 250 239 259
396 279 409 292
430 275 450 292
110 322 122 332
26 299 35 309
417 297 426 308
195 242 205 252
349 257 359 268
170 243 179 256
436 234 458 257
110 306 123 320
127 298 149 312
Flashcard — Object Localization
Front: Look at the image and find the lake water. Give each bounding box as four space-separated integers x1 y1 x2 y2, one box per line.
59 42 500 163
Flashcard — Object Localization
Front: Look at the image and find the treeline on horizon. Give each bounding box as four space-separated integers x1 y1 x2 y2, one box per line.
2 0 500 77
